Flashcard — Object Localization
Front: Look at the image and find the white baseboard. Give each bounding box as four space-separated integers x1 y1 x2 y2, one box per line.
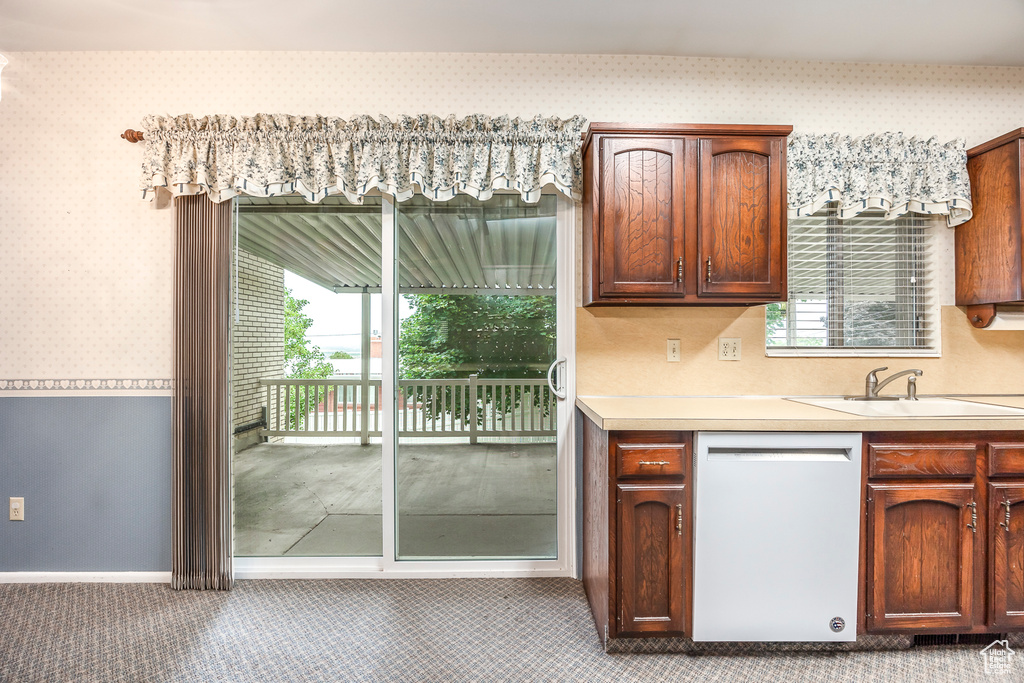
0 571 171 584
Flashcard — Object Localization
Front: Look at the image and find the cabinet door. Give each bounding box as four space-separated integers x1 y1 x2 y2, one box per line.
989 483 1024 629
866 483 978 632
697 137 784 298
617 484 686 634
599 137 686 298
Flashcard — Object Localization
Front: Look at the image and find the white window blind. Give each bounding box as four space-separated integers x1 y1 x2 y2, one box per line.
767 206 937 356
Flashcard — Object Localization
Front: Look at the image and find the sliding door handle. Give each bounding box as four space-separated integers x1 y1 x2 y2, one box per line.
546 357 567 400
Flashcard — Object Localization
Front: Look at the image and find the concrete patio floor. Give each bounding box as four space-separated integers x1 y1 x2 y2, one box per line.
233 440 557 559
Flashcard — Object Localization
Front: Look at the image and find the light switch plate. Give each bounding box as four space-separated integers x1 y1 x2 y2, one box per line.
667 339 681 362
718 338 741 361
9 497 24 521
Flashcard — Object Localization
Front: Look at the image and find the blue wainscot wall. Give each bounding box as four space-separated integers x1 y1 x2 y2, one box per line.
0 396 172 572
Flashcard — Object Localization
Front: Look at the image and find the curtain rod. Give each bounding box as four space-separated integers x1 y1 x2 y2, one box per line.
122 129 144 142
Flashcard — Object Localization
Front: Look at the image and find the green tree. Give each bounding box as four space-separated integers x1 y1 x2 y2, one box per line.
399 294 555 379
329 350 353 359
283 288 334 431
766 302 786 345
284 288 333 379
398 293 556 423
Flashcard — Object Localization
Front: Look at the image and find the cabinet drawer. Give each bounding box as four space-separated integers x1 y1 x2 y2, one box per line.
616 443 687 478
867 443 976 478
988 443 1024 477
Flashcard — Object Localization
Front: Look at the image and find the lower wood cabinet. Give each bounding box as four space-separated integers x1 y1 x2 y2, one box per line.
864 433 1024 635
989 483 1024 629
580 414 691 645
865 483 978 632
616 484 686 634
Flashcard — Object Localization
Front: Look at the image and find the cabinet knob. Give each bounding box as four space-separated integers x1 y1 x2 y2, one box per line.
705 257 712 283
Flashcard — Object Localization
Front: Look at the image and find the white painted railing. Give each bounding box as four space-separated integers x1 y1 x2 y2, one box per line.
260 374 556 444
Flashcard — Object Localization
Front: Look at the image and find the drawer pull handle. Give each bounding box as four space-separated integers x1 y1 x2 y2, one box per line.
676 504 683 535
967 501 977 533
638 460 671 466
1001 500 1012 532
705 257 712 283
676 258 683 283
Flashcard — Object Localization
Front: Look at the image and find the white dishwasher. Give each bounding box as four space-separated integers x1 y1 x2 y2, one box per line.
692 431 862 642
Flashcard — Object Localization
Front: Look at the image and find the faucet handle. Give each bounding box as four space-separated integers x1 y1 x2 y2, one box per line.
867 366 888 380
907 375 918 400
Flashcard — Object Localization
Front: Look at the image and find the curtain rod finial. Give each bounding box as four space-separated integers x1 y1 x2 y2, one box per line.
122 129 145 143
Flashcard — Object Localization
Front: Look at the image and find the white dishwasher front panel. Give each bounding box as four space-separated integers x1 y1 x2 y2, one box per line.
692 431 862 642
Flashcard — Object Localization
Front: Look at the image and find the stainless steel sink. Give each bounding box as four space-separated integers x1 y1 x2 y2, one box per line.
787 397 1024 418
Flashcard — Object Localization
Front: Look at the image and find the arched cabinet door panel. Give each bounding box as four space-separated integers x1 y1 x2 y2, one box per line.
989 483 1024 629
866 483 978 632
697 137 785 298
616 484 686 635
599 137 687 299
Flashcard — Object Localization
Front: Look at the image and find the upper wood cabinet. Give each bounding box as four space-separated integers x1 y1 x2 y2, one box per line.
598 137 687 298
955 129 1024 327
582 123 791 306
698 137 785 298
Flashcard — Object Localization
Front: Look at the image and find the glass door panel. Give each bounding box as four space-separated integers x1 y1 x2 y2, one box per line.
232 196 383 557
395 195 559 560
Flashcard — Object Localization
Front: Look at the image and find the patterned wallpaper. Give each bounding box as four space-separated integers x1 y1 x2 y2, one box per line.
1 51 1023 383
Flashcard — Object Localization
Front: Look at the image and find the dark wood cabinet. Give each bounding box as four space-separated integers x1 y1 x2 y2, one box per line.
988 483 1024 629
697 137 785 298
865 483 978 632
616 484 686 634
580 413 691 647
955 129 1024 328
582 123 790 306
864 433 1024 636
598 137 687 299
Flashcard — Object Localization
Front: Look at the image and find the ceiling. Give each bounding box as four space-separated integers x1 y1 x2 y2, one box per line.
3 0 1024 66
236 196 557 294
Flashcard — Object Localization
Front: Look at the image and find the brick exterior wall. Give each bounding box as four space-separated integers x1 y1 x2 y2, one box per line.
232 249 284 445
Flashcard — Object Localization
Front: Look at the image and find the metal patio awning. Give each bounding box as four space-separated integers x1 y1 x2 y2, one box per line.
236 196 557 295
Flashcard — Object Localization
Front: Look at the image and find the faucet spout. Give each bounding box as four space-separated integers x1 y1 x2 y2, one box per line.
873 369 923 396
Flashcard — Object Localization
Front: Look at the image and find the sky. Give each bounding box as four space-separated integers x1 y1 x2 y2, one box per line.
285 271 412 354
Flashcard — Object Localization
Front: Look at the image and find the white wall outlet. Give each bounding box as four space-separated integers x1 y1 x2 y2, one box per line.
9 497 24 521
718 337 741 361
667 339 681 362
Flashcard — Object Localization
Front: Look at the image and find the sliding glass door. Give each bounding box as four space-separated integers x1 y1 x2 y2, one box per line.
232 197 383 558
394 195 559 560
232 192 572 573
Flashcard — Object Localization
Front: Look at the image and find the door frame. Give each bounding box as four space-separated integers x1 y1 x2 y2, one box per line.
234 194 577 579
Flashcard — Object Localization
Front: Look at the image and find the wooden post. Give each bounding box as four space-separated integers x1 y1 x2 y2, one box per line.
469 374 479 445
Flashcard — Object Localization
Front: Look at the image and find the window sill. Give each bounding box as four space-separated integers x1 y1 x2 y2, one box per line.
765 347 941 358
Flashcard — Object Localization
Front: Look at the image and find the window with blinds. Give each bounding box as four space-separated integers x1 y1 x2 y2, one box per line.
766 205 938 356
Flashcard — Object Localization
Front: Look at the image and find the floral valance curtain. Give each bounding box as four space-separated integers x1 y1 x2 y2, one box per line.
139 113 587 205
787 132 972 227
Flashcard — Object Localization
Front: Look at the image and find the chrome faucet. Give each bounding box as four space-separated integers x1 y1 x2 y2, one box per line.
859 366 924 400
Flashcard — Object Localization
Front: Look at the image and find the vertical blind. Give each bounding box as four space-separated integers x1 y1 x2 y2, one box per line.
768 206 935 353
173 196 234 590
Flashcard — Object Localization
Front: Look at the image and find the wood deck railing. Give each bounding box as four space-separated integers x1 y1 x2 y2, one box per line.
260 374 556 444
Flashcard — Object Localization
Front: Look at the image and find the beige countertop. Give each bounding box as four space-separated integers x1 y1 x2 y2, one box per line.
576 395 1024 432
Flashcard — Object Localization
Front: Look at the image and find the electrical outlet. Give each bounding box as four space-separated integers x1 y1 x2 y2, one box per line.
718 337 741 361
667 339 681 362
9 497 24 521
